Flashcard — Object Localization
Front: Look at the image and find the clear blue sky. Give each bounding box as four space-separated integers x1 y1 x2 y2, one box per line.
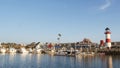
0 0 120 43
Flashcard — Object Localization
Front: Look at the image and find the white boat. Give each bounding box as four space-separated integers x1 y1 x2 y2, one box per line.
0 48 6 53
20 47 29 53
29 48 33 53
0 43 6 53
51 49 55 53
35 43 43 54
55 50 67 56
35 49 43 54
78 52 95 56
9 48 16 53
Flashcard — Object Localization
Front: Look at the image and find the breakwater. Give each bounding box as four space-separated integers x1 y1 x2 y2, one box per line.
97 49 120 55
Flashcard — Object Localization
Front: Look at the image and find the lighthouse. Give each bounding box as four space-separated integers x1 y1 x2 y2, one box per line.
105 27 111 49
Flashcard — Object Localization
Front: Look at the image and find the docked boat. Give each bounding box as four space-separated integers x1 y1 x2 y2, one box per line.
0 43 6 53
35 49 43 54
77 52 95 56
55 50 67 56
29 48 33 53
35 43 43 54
0 48 6 53
20 47 29 53
9 48 16 53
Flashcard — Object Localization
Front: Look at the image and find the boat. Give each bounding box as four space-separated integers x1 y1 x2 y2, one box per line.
35 49 43 54
77 52 95 56
55 50 67 56
20 47 29 53
35 42 43 54
0 48 6 53
0 43 6 53
9 48 16 53
29 48 33 53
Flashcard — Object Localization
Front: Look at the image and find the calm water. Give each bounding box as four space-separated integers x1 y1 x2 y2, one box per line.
0 53 120 68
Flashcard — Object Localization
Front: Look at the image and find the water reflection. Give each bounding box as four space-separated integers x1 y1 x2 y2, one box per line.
107 56 113 68
9 53 16 61
19 53 29 68
0 54 119 68
36 54 41 62
0 54 6 68
1 53 5 55
36 54 43 68
21 53 28 61
76 55 114 68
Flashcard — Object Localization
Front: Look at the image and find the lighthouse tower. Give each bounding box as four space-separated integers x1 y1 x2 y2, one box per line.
105 27 111 49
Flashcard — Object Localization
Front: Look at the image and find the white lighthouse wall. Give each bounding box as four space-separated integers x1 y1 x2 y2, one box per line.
106 34 111 39
106 43 111 48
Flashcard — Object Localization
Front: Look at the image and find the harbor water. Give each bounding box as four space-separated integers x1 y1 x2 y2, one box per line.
0 53 120 68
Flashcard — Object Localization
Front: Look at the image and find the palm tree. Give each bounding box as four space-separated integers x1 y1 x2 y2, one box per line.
57 33 61 45
58 33 61 37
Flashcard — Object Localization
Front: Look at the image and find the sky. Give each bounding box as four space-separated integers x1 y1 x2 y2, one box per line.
0 0 120 44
